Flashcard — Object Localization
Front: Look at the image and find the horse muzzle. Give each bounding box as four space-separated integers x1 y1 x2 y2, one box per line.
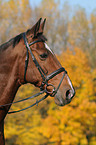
54 87 75 106
40 67 75 106
40 67 67 96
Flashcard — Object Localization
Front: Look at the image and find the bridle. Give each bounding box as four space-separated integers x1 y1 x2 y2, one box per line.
0 33 67 114
23 33 67 95
23 32 68 95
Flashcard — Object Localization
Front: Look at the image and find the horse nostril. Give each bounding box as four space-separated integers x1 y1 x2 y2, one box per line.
66 90 73 100
66 90 70 99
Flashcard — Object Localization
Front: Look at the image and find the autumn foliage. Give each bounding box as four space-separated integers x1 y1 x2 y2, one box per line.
0 0 96 145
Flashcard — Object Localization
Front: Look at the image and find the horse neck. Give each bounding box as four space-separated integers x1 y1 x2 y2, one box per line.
0 44 21 110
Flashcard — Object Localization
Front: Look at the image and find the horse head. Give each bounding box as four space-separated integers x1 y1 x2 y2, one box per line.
18 18 75 106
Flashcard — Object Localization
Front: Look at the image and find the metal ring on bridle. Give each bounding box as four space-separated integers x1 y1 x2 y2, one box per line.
45 84 56 95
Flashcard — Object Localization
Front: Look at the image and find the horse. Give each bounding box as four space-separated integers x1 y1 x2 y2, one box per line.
0 18 75 145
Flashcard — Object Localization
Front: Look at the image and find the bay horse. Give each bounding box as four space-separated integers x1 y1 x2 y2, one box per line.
0 18 75 144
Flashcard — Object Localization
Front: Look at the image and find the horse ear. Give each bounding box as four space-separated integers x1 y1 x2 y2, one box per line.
38 18 46 34
26 18 46 38
26 18 42 37
34 18 42 37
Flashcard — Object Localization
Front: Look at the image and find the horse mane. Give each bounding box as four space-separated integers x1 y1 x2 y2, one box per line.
0 38 13 51
0 33 23 52
0 32 47 52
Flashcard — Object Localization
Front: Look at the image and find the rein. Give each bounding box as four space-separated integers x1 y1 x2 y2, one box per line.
0 90 48 114
0 32 67 114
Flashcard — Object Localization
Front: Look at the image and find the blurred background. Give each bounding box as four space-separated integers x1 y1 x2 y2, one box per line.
0 0 96 144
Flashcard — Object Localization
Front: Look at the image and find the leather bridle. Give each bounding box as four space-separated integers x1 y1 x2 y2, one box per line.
0 33 67 114
23 32 67 97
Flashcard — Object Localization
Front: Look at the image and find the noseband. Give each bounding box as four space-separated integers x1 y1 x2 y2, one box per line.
0 33 67 114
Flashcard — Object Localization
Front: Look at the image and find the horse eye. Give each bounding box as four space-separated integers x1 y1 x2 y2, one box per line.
40 53 48 59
